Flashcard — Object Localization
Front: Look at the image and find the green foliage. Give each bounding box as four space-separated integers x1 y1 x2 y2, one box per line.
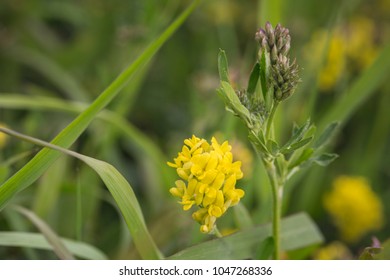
0 0 389 260
167 213 323 259
0 232 107 260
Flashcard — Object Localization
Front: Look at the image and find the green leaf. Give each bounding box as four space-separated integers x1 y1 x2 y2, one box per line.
247 62 260 95
167 212 323 259
374 239 390 260
359 247 381 260
259 49 270 105
312 153 339 167
0 231 107 260
248 131 268 155
314 122 339 149
0 127 162 260
233 203 253 230
281 137 313 154
0 94 173 188
0 0 201 211
288 148 314 169
266 139 279 156
218 49 230 83
12 205 74 260
219 81 252 126
255 236 274 260
283 119 312 149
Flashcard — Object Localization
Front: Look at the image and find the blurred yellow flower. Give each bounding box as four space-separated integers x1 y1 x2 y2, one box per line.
304 30 346 92
324 176 384 243
168 135 245 234
305 17 378 92
313 241 352 260
0 123 8 148
345 17 378 69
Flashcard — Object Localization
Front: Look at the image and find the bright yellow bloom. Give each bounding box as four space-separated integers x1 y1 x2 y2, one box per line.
324 176 384 243
0 123 8 148
168 135 245 234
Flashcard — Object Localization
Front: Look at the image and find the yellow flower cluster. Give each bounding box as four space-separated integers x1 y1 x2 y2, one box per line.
168 135 245 234
324 176 384 243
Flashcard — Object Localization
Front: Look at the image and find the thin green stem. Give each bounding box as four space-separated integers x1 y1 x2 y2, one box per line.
214 226 223 238
263 158 282 259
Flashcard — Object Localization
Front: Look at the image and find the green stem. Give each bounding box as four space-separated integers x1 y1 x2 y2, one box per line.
263 158 282 259
214 226 223 238
266 100 279 139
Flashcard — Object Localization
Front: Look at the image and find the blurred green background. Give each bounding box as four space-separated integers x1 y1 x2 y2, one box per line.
0 0 389 259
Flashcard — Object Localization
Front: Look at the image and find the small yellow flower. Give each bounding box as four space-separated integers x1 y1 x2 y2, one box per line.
0 123 8 148
324 176 384 243
168 135 245 234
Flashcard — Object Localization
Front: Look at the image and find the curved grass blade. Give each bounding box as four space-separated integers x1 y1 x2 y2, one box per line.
0 127 162 260
0 0 200 211
167 212 323 260
0 232 107 260
11 205 75 260
0 94 174 188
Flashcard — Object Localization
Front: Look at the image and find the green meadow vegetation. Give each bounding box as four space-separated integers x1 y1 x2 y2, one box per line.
0 0 389 260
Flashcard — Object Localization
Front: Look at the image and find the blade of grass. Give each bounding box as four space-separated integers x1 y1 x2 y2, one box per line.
0 0 200 211
11 205 75 260
167 212 322 259
0 94 174 188
0 231 107 260
0 127 162 259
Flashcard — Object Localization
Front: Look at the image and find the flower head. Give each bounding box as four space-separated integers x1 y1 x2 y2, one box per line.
256 22 300 101
168 135 245 234
324 176 384 243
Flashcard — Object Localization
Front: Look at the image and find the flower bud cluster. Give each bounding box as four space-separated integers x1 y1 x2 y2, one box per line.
256 22 300 101
168 135 245 234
